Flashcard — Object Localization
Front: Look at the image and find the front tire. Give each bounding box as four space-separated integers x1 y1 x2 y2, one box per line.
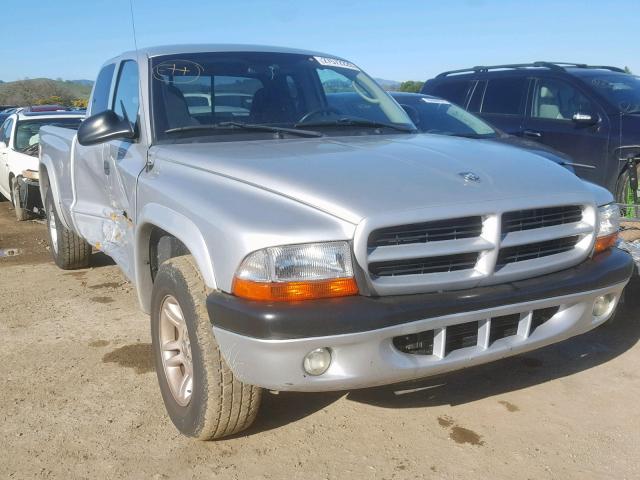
44 189 91 269
151 255 261 440
11 177 31 221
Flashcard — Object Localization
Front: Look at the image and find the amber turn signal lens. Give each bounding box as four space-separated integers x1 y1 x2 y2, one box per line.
232 277 359 301
594 233 618 255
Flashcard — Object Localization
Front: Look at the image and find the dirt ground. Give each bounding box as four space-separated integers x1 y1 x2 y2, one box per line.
1 200 640 480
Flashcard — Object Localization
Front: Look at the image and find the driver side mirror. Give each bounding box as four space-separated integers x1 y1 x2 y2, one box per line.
400 104 420 126
77 110 137 146
572 112 599 125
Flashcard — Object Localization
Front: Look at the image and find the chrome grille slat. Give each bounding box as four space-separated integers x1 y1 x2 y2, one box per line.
369 216 482 248
369 252 478 277
502 205 583 233
496 236 579 267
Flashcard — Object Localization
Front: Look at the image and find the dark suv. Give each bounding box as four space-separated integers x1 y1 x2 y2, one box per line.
422 62 640 204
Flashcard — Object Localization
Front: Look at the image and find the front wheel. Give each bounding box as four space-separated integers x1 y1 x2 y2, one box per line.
151 255 262 440
44 189 91 269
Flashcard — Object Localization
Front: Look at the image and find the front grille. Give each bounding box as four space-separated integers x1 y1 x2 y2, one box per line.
489 313 520 344
496 236 579 268
369 252 478 277
445 321 479 355
391 306 562 357
362 203 593 295
369 216 482 248
502 205 583 233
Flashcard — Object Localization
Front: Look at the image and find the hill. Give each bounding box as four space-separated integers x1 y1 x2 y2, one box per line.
0 78 93 107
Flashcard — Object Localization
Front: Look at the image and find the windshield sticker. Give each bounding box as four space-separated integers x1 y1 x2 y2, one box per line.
153 60 204 84
420 97 450 104
313 56 360 71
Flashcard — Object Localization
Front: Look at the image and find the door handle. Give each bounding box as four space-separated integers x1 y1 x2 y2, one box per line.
103 160 110 175
523 129 542 138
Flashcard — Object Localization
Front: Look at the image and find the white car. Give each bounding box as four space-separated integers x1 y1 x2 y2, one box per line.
0 111 83 220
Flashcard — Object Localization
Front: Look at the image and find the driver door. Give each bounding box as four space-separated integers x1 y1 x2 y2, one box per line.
523 77 609 184
101 59 146 280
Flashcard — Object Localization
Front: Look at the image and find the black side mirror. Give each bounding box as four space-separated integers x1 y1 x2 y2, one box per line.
572 112 599 125
77 110 137 146
400 104 420 126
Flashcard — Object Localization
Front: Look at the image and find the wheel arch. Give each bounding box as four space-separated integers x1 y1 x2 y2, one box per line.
135 203 217 313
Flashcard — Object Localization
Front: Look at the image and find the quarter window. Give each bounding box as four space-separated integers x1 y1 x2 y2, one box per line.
532 78 594 120
113 60 140 130
430 81 472 106
481 77 528 115
91 63 116 115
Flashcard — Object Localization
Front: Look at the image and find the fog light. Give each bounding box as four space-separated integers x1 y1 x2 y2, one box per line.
593 294 615 317
303 348 332 376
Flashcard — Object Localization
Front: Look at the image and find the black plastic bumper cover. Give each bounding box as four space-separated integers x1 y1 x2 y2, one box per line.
206 248 634 340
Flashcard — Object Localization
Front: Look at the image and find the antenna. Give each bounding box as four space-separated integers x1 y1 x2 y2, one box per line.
129 0 139 52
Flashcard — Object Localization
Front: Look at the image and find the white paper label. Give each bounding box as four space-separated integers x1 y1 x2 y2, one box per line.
313 56 360 71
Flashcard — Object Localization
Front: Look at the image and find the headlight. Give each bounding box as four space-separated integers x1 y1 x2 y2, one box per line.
594 203 620 254
232 241 358 301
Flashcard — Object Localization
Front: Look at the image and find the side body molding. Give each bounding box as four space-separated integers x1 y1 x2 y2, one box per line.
135 203 217 313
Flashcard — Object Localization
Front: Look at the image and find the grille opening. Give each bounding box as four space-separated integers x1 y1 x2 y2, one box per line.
530 307 559 333
369 252 478 277
445 321 479 356
496 236 579 268
393 330 435 355
369 216 482 248
502 205 583 233
489 313 521 345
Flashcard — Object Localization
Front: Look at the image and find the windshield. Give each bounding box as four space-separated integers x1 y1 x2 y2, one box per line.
14 118 82 152
399 96 497 137
151 52 414 143
588 74 640 113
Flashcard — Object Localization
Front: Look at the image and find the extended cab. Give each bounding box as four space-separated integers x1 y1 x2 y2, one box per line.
39 45 633 440
0 111 83 220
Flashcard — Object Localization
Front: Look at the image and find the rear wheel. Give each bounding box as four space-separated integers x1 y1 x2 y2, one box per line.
11 177 31 221
44 189 91 269
151 255 261 440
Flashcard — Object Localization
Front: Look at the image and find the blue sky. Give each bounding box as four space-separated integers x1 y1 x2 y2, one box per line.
2 0 638 82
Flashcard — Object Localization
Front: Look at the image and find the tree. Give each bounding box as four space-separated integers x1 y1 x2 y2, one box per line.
398 81 424 93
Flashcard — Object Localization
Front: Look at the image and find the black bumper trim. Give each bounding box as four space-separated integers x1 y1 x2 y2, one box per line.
206 248 634 340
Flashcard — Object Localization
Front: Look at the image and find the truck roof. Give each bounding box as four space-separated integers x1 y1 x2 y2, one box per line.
111 44 342 62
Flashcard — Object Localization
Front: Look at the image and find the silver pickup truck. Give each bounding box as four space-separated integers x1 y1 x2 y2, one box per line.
39 45 633 440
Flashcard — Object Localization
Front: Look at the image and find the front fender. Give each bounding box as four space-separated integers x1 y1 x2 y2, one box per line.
135 203 217 313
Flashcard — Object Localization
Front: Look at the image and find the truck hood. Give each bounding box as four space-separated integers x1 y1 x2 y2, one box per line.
152 134 590 224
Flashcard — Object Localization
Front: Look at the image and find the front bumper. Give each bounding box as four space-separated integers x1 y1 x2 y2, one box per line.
16 177 43 215
208 249 634 392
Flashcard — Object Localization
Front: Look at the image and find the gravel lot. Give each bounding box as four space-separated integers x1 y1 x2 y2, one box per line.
1 200 639 479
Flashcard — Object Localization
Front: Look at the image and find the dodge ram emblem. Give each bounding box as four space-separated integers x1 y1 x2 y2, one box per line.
459 172 480 183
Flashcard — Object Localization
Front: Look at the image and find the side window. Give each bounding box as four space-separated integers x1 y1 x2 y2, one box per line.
113 60 140 130
532 78 595 121
1 118 13 145
430 81 472 106
481 77 528 115
90 63 116 115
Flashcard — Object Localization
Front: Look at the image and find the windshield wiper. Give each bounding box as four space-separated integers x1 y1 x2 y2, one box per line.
295 117 416 133
164 122 323 138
